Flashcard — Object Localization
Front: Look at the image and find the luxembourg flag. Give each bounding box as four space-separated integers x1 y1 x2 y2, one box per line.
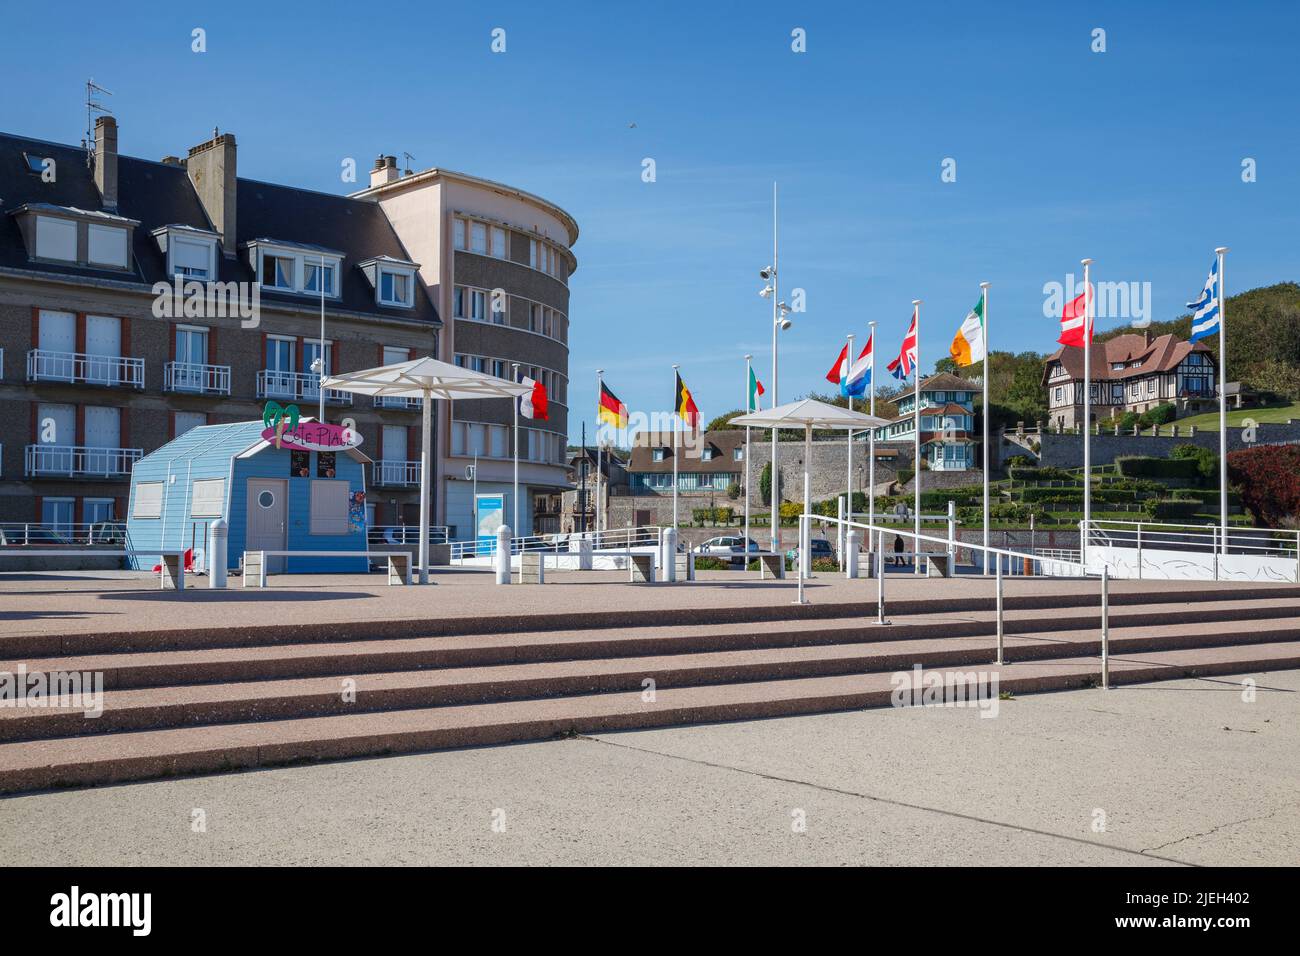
842 335 872 397
520 376 548 420
1187 258 1221 343
887 311 918 380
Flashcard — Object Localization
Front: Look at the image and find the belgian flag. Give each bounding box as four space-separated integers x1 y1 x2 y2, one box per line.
598 382 627 428
674 371 700 430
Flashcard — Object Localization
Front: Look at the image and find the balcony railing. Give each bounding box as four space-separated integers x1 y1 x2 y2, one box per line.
372 460 421 487
257 369 353 405
165 361 232 395
375 396 421 410
25 444 143 478
0 521 127 546
27 349 145 389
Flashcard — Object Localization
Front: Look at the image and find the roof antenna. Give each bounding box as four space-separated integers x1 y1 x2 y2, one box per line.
85 78 113 168
402 151 416 176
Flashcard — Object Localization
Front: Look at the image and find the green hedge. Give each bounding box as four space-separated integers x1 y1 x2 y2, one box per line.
1115 456 1200 480
1009 465 1075 481
1143 498 1202 519
1020 486 1085 502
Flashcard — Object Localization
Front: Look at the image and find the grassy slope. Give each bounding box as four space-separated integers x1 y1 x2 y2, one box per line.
1174 401 1300 431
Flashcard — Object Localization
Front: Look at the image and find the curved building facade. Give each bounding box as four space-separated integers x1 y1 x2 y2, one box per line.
355 158 576 537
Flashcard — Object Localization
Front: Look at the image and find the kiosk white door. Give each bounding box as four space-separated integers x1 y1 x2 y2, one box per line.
247 479 287 572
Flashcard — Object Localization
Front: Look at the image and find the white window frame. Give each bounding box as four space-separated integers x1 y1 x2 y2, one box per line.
133 481 164 519
35 216 77 262
190 477 226 518
453 217 466 250
379 269 414 308
171 237 215 279
87 224 129 268
261 252 296 290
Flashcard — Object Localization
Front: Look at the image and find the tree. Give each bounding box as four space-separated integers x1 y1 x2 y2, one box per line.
1245 358 1300 401
1227 444 1300 527
759 462 782 502
706 409 745 431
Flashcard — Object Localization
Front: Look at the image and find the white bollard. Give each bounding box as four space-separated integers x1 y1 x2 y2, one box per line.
495 525 512 585
576 535 593 571
845 530 860 579
208 518 228 590
661 527 678 583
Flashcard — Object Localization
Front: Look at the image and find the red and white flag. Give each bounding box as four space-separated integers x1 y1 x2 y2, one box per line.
1058 284 1093 347
824 344 849 384
520 377 548 420
886 309 918 380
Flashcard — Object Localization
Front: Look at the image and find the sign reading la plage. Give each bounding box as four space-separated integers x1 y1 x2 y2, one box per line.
262 402 363 452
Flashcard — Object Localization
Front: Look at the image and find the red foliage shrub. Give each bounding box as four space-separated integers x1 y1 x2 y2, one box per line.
1226 444 1300 528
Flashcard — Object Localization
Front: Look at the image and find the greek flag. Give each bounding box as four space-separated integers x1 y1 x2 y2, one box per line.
1187 258 1220 343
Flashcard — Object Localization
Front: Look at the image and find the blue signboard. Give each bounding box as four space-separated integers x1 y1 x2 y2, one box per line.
476 494 505 553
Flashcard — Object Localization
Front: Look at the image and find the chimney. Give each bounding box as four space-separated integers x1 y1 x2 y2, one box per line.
187 130 238 257
370 154 399 188
1143 330 1152 346
93 116 118 211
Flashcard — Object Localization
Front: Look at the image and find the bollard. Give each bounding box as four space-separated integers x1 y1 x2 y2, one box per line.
1100 566 1110 690
495 525 512 585
795 515 807 604
845 529 860 579
661 527 678 583
208 518 228 590
575 535 593 571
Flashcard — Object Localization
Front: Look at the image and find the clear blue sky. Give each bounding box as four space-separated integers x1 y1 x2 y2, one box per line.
5 0 1297 441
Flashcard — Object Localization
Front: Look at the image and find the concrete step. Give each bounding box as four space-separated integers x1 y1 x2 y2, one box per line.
4 598 1296 692
4 615 1298 743
6 583 1298 658
3 639 1297 794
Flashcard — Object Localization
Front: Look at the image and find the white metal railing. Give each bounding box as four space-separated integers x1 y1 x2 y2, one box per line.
165 361 231 395
450 525 662 562
26 349 144 389
257 369 353 405
366 525 449 548
372 460 421 486
1083 519 1300 582
375 396 420 410
0 521 128 546
24 445 143 478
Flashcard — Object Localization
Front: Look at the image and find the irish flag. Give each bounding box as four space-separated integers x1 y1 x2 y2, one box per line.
949 297 986 367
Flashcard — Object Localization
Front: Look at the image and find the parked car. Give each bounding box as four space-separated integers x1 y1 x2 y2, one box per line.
694 536 760 566
786 538 836 563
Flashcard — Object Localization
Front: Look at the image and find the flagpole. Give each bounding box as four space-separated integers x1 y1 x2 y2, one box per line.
596 369 604 536
1081 258 1093 568
867 320 877 550
1216 246 1229 557
744 354 752 556
846 333 855 549
770 181 780 558
912 300 922 576
512 362 520 538
980 281 990 575
672 364 680 530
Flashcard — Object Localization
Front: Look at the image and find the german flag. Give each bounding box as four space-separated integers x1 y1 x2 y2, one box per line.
598 382 627 428
674 371 700 429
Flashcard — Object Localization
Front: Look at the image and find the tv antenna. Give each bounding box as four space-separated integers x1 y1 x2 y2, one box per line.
402 151 416 175
85 78 113 168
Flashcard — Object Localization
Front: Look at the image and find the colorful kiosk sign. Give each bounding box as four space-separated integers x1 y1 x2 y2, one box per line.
262 402 364 453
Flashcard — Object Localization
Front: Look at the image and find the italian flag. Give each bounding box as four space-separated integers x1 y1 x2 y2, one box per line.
748 367 765 411
949 296 986 367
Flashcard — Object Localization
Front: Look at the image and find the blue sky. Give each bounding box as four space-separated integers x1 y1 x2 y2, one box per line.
5 0 1297 441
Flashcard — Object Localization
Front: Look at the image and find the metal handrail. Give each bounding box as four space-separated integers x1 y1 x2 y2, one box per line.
24 445 143 478
0 521 129 546
449 525 663 562
26 349 145 389
366 525 449 547
256 369 353 405
164 361 232 395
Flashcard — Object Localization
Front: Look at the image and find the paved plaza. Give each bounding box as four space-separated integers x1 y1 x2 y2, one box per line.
1 669 1294 866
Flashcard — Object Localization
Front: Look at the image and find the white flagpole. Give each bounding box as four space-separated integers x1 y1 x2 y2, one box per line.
744 354 752 554
1216 246 1229 556
1081 258 1093 567
512 362 520 537
596 369 604 536
980 281 990 575
845 332 855 546
867 321 877 548
672 364 680 529
912 300 922 576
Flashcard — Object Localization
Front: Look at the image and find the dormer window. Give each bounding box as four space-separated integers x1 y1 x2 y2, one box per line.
246 240 344 299
359 255 419 309
153 226 220 280
36 216 78 261
8 204 139 271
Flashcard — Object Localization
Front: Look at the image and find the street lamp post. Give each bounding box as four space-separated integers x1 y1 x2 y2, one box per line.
760 182 794 559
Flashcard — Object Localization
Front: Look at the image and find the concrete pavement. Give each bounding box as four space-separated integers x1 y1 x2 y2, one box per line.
2 670 1294 866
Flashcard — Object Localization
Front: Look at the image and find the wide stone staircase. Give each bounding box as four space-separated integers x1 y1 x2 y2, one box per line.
3 584 1299 793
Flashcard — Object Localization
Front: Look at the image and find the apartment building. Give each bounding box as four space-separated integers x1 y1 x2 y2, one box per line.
353 158 576 537
0 119 439 531
1043 332 1217 431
